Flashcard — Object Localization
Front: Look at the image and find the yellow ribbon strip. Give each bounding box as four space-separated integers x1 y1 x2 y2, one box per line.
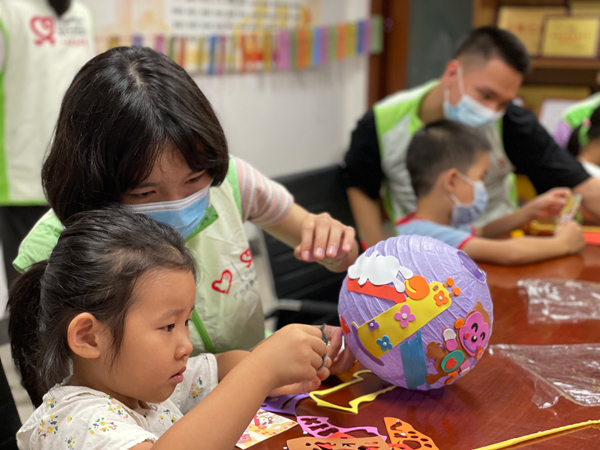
473 419 600 450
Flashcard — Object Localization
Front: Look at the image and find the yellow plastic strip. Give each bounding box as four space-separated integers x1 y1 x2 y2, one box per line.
473 419 600 450
309 369 396 414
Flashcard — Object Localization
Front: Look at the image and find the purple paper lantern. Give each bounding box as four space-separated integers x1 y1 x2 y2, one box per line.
338 235 493 389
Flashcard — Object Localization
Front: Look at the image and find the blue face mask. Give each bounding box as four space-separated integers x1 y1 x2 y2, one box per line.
443 66 504 129
122 181 211 239
447 172 488 226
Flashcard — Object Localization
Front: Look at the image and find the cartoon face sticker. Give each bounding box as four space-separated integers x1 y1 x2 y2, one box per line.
458 311 490 357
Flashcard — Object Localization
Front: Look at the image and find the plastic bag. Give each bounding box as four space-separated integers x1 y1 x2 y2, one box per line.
489 343 600 408
518 278 600 324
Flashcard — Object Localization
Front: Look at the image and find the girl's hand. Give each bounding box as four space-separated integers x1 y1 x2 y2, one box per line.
524 187 571 220
293 213 358 272
322 326 356 375
250 324 328 391
267 356 331 397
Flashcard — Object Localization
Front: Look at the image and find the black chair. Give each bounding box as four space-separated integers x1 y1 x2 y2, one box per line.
262 164 357 328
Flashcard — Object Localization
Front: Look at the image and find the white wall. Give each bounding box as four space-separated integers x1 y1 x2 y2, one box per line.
188 0 370 178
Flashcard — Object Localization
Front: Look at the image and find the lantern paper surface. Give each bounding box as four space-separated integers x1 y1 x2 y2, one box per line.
338 235 493 389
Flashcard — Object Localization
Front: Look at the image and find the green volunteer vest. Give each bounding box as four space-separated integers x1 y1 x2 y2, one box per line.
562 93 600 148
373 80 515 227
14 158 264 354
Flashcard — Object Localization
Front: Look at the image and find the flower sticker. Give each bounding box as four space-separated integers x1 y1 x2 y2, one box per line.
376 335 393 352
394 304 416 328
368 320 379 331
434 290 449 306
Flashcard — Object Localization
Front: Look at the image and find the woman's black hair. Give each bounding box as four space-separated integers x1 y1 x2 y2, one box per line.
43 46 229 222
567 105 600 157
48 0 71 16
8 208 197 407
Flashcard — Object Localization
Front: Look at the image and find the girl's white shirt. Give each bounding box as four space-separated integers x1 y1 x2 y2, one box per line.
17 354 218 450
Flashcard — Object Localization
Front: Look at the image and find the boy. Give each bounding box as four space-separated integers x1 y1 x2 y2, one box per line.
398 120 585 265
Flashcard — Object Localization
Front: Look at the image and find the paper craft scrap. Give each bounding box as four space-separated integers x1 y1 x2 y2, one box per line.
297 416 387 441
473 419 600 450
309 369 396 414
235 409 297 449
384 417 438 450
557 193 581 225
287 436 388 450
260 393 310 415
584 231 600 246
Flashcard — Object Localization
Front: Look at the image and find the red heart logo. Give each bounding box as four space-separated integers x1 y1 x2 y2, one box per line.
30 16 55 45
446 357 457 369
240 248 253 268
212 270 232 294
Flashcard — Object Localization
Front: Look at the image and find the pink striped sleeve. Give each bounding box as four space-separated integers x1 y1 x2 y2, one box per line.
233 156 294 226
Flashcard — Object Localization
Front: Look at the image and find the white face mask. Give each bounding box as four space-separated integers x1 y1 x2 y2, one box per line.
443 65 505 129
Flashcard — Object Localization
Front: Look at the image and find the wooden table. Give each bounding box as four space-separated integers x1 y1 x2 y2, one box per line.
254 246 600 450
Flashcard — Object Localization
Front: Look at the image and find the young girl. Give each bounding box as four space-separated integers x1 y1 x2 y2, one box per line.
567 105 600 179
10 209 331 450
14 45 358 358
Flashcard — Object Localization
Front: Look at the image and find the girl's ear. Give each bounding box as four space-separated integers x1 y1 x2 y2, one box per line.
67 313 109 359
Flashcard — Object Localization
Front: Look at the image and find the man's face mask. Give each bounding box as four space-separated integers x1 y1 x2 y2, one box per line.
443 65 504 129
447 172 488 226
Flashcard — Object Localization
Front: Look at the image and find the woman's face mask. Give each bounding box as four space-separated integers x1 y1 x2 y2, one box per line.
447 172 488 226
443 65 504 129
122 181 211 239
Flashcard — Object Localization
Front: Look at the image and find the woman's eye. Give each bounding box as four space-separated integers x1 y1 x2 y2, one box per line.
163 324 175 332
185 318 191 327
132 191 153 198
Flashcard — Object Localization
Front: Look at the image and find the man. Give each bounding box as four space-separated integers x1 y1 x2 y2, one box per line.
345 26 600 248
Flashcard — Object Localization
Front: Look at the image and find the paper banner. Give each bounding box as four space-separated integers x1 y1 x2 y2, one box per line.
277 29 291 71
260 393 310 415
336 23 346 60
297 416 387 441
132 34 143 46
362 19 372 55
346 23 357 58
235 409 297 449
309 370 395 414
287 436 388 450
328 25 337 62
371 15 384 54
384 417 438 450
155 35 165 54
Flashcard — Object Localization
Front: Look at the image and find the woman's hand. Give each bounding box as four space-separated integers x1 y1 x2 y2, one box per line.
293 212 359 272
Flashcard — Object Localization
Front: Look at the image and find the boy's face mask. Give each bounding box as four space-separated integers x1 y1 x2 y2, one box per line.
443 65 504 129
122 181 212 239
447 172 488 226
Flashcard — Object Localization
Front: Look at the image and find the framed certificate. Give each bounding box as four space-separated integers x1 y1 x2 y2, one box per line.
540 15 600 58
497 6 567 56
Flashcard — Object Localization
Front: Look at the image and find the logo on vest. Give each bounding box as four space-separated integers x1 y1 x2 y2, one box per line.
30 16 55 45
212 270 233 294
240 248 253 268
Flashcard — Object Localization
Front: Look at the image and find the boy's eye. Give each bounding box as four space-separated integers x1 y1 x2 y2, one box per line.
162 324 175 332
185 318 191 327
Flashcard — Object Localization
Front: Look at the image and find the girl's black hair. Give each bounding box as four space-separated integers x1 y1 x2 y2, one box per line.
8 208 197 407
567 105 600 157
43 46 229 222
